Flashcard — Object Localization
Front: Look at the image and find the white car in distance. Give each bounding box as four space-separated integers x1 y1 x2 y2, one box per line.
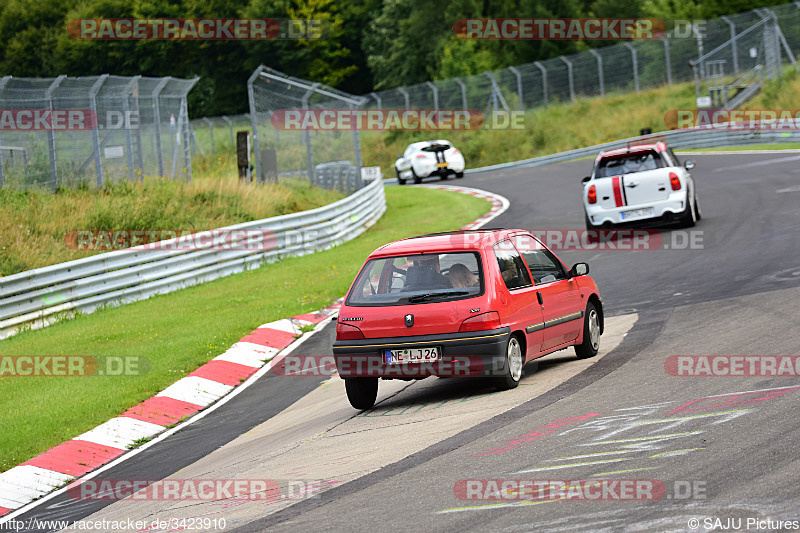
394 140 466 185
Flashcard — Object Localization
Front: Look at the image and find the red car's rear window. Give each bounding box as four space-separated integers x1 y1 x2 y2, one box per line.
346 251 483 306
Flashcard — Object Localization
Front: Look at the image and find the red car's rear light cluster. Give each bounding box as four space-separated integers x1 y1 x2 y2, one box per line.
670 172 681 191
587 184 597 204
336 322 364 340
459 311 500 332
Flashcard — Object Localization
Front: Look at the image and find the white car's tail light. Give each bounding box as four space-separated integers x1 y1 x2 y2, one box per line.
670 172 681 191
459 311 500 332
587 184 597 204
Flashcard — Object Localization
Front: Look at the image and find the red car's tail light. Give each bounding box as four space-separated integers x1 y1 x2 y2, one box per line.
670 172 681 191
336 322 364 340
459 311 501 332
587 184 597 204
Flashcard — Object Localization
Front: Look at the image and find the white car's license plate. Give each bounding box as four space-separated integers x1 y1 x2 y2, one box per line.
385 347 440 363
436 162 448 168
620 207 654 220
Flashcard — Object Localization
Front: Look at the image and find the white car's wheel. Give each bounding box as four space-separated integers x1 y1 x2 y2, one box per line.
693 194 702 221
678 197 696 228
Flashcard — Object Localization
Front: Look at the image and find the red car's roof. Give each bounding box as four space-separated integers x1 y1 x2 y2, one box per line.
597 140 667 160
369 229 522 257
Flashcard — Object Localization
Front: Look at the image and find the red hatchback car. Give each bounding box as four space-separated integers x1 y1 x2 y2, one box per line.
333 229 603 409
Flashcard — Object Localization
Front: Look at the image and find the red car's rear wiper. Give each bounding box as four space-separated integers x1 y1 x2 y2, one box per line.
407 291 471 303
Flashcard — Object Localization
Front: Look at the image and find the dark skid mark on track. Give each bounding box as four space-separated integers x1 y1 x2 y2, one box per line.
231 308 673 532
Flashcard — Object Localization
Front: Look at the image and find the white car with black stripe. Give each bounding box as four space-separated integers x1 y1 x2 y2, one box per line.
394 140 465 185
582 141 701 228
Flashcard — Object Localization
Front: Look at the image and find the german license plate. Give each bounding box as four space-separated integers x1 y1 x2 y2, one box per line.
436 162 448 168
620 207 654 220
385 347 440 363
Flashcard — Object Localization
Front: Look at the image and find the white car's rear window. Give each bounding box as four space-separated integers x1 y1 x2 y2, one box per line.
597 151 664 177
346 252 483 306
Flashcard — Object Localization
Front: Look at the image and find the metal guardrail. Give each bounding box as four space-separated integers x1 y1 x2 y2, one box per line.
464 124 800 175
0 177 386 339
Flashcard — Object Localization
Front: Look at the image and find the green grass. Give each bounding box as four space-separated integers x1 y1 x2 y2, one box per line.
0 152 344 277
0 186 490 473
359 82 701 178
679 142 800 152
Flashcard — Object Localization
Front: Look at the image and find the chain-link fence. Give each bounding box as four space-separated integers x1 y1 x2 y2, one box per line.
0 75 198 191
363 3 799 114
189 114 253 158
248 66 368 193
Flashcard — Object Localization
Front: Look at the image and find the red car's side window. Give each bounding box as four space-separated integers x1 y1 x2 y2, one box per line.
493 240 532 291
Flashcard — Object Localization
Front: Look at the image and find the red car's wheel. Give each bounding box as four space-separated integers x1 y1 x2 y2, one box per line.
575 302 600 359
494 335 523 390
344 377 378 410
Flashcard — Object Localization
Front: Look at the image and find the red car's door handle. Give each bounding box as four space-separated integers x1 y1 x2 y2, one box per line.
537 292 543 305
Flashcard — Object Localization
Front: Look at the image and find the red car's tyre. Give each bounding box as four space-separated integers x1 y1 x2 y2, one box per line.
494 335 524 390
575 302 600 359
345 377 378 410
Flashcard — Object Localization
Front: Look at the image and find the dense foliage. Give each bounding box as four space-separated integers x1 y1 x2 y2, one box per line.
0 0 789 115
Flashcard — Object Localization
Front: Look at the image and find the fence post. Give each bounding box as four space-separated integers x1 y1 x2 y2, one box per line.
222 115 234 147
558 57 576 102
151 77 169 178
370 92 382 110
691 24 705 79
88 74 109 187
454 77 468 110
483 72 509 113
720 16 739 75
425 81 439 110
247 66 264 183
0 76 11 187
759 8 798 72
302 83 320 186
130 79 144 177
181 78 199 182
45 75 66 192
588 50 604 97
351 100 364 184
180 99 192 181
662 38 673 85
534 62 548 106
398 87 410 110
203 117 215 153
754 9 781 79
121 76 141 181
623 43 640 93
507 66 524 111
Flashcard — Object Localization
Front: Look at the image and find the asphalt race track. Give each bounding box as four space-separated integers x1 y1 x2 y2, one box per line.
13 151 800 532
